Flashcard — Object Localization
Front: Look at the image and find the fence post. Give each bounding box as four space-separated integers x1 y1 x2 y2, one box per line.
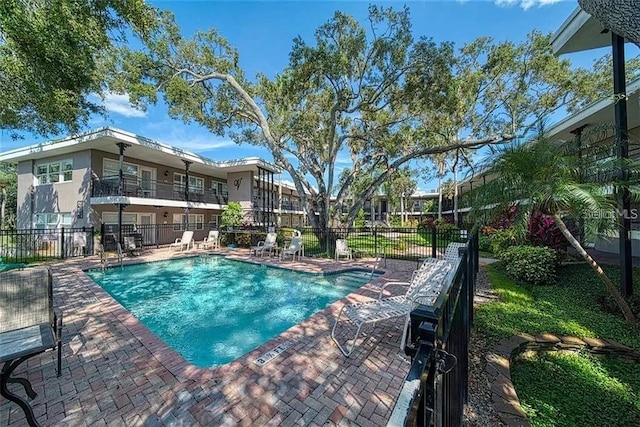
374 226 378 256
60 227 65 259
326 227 330 258
90 226 95 256
431 226 437 258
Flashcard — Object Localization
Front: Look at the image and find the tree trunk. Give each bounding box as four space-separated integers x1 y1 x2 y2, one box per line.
453 166 459 226
0 187 5 230
553 214 636 323
578 0 640 47
437 175 443 220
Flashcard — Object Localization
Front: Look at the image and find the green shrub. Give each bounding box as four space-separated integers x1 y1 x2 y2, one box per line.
489 228 521 257
501 245 557 285
478 234 492 252
235 232 252 248
434 218 457 231
221 202 243 227
354 209 366 228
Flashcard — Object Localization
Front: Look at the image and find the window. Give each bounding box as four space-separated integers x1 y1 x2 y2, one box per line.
36 160 73 185
210 215 219 228
103 159 138 177
174 174 204 194
102 213 138 225
172 214 204 231
35 213 72 229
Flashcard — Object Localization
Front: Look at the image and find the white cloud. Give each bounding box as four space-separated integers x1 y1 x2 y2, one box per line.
494 0 561 10
101 92 147 118
156 132 236 153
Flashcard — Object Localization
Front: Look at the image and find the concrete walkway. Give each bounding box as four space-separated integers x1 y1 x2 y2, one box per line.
1 249 423 426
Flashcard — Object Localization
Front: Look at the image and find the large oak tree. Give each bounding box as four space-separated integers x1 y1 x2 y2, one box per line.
0 0 157 136
108 6 599 234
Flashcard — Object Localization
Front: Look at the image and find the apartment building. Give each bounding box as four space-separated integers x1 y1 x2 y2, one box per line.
0 127 311 243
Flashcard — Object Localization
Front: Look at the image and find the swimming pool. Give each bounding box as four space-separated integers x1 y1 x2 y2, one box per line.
87 256 377 367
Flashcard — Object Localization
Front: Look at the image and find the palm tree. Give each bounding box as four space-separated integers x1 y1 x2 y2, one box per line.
472 137 637 324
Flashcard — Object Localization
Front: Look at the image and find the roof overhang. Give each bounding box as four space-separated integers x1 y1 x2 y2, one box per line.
545 78 640 142
0 127 279 177
552 7 613 55
457 78 640 193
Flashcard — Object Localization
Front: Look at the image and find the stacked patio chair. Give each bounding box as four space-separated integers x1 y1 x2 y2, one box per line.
331 258 453 356
0 267 63 427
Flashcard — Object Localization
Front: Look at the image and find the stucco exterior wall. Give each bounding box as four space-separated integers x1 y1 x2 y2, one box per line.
16 160 34 229
227 171 254 222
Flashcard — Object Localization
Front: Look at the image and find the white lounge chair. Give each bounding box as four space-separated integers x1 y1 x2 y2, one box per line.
202 230 220 250
443 242 467 265
170 230 194 251
335 239 353 261
251 232 278 257
280 236 303 261
331 258 453 357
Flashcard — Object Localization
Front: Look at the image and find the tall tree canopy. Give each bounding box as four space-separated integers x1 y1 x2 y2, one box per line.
109 6 602 232
0 162 16 229
0 0 157 136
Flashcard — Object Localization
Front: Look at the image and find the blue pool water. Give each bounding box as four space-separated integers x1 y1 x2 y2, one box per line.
87 256 377 367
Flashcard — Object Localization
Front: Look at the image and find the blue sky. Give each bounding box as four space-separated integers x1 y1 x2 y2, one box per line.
1 0 635 190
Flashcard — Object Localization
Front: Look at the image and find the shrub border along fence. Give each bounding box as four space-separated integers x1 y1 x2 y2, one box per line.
0 225 470 265
388 230 479 427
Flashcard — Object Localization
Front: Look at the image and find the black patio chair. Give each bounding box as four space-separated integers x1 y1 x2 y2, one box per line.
0 267 63 427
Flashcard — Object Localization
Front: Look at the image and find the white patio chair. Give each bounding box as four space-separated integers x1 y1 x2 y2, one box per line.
443 242 467 265
335 239 353 261
250 232 278 257
280 236 303 261
331 258 453 357
202 230 220 250
170 230 194 251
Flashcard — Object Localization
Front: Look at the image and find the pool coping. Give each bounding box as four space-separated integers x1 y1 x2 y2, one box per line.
3 247 418 426
81 253 388 374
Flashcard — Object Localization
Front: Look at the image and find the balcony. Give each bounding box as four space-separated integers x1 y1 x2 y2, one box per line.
91 175 228 204
280 201 302 211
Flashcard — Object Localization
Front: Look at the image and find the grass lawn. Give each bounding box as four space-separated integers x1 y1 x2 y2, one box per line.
479 263 640 426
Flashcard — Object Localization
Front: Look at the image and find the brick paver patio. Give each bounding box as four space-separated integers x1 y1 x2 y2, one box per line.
1 248 420 426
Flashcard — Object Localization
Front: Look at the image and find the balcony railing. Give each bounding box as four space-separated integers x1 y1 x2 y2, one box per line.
91 175 228 204
280 201 302 211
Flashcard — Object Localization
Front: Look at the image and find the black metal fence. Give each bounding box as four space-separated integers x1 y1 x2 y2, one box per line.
388 230 479 426
295 226 469 261
0 227 95 264
1 224 472 265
